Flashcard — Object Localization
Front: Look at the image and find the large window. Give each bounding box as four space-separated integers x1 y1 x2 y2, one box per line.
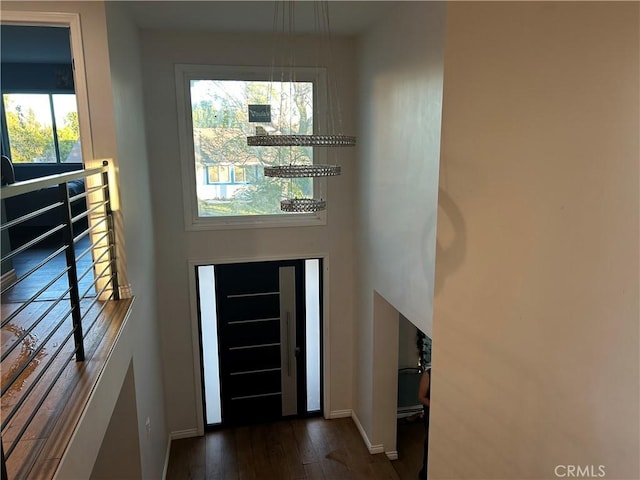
176 65 328 229
2 93 82 164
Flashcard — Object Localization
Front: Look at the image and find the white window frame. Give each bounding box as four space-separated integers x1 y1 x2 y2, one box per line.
175 64 329 231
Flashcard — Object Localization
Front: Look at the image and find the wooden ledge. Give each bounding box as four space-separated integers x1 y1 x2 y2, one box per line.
2 297 134 480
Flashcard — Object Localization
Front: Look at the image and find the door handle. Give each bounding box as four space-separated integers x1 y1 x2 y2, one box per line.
286 313 291 376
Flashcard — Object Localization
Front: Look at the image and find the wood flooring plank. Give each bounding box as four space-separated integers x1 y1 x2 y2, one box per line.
206 429 239 480
234 426 257 480
306 419 353 480
166 418 404 480
371 453 401 480
186 436 206 480
250 423 275 479
166 438 192 480
266 440 291 479
303 418 332 457
392 419 425 480
274 420 307 478
166 436 206 480
303 461 325 480
1 301 51 353
291 418 319 465
337 416 376 478
4 438 45 480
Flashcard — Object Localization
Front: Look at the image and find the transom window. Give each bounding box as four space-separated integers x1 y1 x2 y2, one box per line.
176 65 328 230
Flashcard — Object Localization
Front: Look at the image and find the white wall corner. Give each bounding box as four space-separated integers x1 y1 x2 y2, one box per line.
351 410 385 454
162 434 172 480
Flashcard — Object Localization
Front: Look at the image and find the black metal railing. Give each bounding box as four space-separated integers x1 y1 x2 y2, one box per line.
0 161 120 476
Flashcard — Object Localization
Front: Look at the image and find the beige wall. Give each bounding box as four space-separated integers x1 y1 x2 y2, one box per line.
356 0 444 340
431 2 639 479
139 29 357 434
90 363 142 480
355 1 445 452
104 2 168 478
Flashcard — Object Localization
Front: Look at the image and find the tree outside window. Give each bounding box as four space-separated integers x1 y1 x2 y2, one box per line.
190 79 314 217
2 93 82 164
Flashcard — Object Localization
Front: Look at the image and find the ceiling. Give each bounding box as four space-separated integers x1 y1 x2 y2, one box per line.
0 1 397 65
123 1 397 35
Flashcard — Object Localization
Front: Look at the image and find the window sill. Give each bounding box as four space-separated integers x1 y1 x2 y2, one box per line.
186 211 327 231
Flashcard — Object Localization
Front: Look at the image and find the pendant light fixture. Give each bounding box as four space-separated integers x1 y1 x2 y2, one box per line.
247 0 356 212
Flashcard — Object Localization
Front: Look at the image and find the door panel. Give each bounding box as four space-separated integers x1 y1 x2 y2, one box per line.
227 320 280 347
224 295 280 322
226 370 282 397
226 344 281 372
225 395 282 425
215 260 306 426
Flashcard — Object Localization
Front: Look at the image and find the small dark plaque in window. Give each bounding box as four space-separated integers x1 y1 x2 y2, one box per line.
248 104 271 123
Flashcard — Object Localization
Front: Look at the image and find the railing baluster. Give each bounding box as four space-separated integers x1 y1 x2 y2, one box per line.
58 182 85 362
102 161 120 301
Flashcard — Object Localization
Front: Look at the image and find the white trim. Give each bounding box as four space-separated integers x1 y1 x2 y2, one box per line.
187 263 206 437
188 252 331 431
321 257 331 419
0 11 95 164
162 434 172 480
170 428 200 440
385 451 399 461
328 409 352 419
174 64 330 231
351 410 385 455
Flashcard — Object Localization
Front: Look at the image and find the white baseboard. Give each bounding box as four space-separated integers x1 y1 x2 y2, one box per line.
386 450 398 460
170 428 199 440
328 409 352 419
162 435 172 480
351 410 384 454
163 428 199 478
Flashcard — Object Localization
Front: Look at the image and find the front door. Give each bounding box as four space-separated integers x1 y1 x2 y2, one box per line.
212 260 313 426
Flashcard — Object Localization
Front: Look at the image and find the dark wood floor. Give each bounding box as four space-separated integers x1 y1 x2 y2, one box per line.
2 235 95 304
167 416 426 480
393 415 426 480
